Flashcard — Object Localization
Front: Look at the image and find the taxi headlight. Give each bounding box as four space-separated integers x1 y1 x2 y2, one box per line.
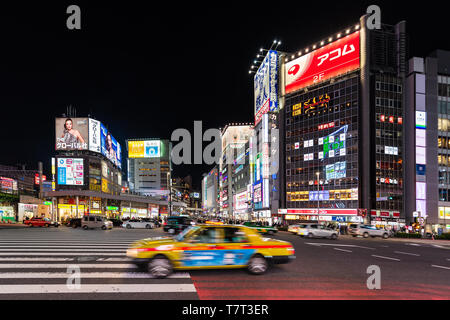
126 248 139 257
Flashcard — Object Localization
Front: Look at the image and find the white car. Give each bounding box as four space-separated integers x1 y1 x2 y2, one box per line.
288 224 302 234
122 219 155 229
349 224 390 239
298 224 339 240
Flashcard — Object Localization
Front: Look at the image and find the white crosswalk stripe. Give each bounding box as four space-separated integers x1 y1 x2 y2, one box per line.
0 235 197 299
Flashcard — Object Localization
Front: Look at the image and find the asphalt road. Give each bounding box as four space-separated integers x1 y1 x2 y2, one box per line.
0 227 448 300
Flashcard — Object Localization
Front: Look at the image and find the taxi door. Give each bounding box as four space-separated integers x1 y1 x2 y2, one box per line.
179 226 224 268
215 227 256 267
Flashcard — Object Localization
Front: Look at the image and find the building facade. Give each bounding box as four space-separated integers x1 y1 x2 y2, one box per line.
278 16 407 228
219 124 253 220
405 50 450 233
126 139 171 197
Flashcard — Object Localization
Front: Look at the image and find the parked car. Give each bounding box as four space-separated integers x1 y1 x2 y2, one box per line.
348 224 390 239
297 223 338 239
108 218 123 227
24 217 59 228
81 215 113 230
68 218 82 228
122 219 155 229
163 216 195 234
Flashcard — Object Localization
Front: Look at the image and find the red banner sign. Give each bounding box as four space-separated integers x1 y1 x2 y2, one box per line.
285 31 360 94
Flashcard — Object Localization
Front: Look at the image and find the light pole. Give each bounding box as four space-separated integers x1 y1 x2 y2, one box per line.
316 172 320 224
167 172 172 216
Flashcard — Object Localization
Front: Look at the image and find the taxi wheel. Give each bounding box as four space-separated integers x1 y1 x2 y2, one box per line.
101 225 106 230
307 233 314 238
126 224 131 229
331 233 338 240
247 255 268 275
145 224 151 229
363 232 369 238
148 256 173 278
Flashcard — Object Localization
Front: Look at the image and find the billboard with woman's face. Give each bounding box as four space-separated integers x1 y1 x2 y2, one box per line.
55 118 89 150
100 123 122 169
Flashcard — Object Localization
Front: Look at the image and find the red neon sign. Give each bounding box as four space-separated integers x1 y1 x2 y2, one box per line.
285 31 360 94
318 122 335 131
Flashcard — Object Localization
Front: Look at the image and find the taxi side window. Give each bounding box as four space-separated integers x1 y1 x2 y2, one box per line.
223 228 249 243
191 227 219 243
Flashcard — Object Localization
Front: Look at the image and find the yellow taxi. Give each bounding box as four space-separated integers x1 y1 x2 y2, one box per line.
126 224 296 278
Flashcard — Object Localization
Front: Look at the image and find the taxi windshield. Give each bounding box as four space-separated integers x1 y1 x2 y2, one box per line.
174 226 199 242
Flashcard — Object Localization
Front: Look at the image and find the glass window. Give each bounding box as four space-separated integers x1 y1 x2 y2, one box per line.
223 228 249 243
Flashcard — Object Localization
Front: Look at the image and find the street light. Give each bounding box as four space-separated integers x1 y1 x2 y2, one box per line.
166 172 172 216
316 172 320 224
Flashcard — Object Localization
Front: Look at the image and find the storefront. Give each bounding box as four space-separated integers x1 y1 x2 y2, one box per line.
370 210 403 230
0 206 15 223
58 204 86 220
278 209 363 226
253 210 272 224
18 204 38 222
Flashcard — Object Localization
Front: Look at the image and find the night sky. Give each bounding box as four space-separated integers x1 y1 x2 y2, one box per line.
0 1 447 190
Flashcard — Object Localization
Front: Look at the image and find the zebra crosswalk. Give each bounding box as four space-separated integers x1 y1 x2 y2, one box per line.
0 235 198 299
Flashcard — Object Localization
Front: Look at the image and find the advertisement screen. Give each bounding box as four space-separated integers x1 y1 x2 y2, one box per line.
285 31 360 94
55 118 89 150
0 177 17 192
322 125 348 159
128 140 161 158
254 50 278 125
57 158 84 186
100 123 122 168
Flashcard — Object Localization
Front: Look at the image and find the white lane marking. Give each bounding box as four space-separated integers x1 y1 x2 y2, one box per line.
371 255 400 261
394 251 420 257
0 249 125 252
0 253 125 256
0 257 131 262
0 284 197 294
0 272 190 279
431 265 450 270
334 248 352 253
0 264 137 269
305 243 375 250
405 243 421 246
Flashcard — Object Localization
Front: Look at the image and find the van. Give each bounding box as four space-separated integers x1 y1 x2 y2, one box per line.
82 215 113 230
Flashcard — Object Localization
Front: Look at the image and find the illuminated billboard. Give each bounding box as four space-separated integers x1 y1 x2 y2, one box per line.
100 123 122 169
128 140 161 158
57 158 84 186
55 118 89 150
254 50 278 125
285 31 360 94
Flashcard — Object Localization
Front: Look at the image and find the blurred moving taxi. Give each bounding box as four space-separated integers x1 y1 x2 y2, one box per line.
126 224 295 278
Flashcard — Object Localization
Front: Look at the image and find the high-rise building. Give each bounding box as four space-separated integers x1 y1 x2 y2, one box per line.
278 16 407 228
405 50 450 233
219 124 253 220
126 139 171 197
202 166 219 216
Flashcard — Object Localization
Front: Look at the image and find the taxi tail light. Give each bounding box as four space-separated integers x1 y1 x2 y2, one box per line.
287 247 295 254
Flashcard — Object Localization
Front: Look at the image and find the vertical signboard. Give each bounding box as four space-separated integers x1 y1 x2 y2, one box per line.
254 50 278 125
89 118 101 153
